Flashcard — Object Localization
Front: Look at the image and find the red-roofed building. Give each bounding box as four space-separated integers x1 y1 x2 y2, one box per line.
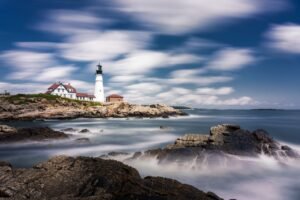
46 82 95 101
106 94 124 102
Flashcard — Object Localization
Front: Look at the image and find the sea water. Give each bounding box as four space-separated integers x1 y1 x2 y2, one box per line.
1 109 300 200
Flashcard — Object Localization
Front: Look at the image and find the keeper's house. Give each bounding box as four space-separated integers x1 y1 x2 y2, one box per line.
46 82 95 101
106 94 124 103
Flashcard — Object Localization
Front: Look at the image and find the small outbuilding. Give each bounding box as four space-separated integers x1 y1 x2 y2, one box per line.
106 94 124 103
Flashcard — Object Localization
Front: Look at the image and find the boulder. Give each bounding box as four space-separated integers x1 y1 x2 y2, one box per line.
122 124 299 164
0 156 223 200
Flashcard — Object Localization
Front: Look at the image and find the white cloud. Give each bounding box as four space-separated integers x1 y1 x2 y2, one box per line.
0 50 78 82
266 23 300 54
0 50 57 80
0 82 49 94
61 30 152 62
169 69 232 85
104 50 202 75
196 87 234 95
220 96 254 106
122 84 254 107
126 82 164 95
33 66 77 82
0 50 55 69
169 68 206 78
167 76 233 86
110 75 145 83
206 48 255 71
38 9 110 36
113 0 286 34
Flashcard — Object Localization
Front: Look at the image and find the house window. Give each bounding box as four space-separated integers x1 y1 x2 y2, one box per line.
58 89 60 92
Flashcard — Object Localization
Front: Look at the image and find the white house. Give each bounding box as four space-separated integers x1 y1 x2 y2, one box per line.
46 82 95 101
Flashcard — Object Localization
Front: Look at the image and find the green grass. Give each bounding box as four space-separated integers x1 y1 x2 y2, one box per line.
3 93 103 106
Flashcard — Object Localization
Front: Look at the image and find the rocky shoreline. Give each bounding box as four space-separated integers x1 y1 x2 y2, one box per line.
0 94 186 121
0 156 223 200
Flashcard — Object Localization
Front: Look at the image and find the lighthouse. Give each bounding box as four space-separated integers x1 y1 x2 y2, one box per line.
94 63 105 102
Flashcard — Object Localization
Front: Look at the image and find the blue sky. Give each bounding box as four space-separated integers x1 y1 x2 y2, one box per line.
0 0 300 108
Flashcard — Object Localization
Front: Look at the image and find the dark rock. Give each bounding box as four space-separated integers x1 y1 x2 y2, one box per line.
129 124 299 163
0 156 222 200
0 161 12 168
162 114 169 119
0 126 69 143
75 138 90 143
79 129 90 133
107 152 129 157
159 125 170 129
281 145 292 151
61 128 77 132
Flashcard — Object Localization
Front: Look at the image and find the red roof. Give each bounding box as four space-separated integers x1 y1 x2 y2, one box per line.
47 82 77 93
107 94 123 98
48 83 59 90
76 93 95 98
64 84 77 93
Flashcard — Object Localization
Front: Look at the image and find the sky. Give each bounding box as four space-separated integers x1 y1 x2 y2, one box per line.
0 0 300 109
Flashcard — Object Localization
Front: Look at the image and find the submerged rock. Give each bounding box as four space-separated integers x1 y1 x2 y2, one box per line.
75 138 90 143
0 156 223 200
79 129 90 133
61 128 77 132
0 125 68 143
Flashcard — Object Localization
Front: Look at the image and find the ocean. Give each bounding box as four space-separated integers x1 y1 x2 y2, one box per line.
1 109 300 200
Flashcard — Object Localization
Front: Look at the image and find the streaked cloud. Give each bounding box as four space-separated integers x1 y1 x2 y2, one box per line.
266 23 300 54
206 48 255 71
0 50 77 82
196 87 234 95
104 50 203 75
113 0 287 34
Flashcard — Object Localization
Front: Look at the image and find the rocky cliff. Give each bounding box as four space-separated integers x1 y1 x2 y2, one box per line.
0 94 186 120
0 156 223 200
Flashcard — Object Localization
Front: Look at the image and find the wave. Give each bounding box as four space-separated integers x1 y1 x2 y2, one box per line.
104 152 300 200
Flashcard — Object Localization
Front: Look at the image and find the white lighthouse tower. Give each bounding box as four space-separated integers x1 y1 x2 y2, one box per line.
94 63 105 102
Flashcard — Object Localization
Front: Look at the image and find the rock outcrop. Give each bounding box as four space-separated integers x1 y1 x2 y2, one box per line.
0 125 68 143
0 156 223 200
116 124 299 164
0 95 186 120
